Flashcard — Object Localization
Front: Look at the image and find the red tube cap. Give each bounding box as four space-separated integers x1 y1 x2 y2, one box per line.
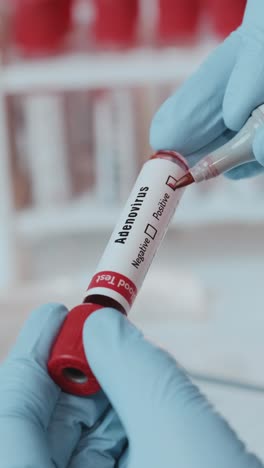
14 0 73 56
93 0 139 49
48 303 103 396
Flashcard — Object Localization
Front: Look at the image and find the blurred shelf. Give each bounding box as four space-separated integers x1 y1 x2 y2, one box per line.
177 192 264 226
15 196 121 238
16 191 264 239
0 43 215 94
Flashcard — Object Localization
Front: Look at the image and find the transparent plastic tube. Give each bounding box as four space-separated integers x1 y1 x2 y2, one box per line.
48 150 188 396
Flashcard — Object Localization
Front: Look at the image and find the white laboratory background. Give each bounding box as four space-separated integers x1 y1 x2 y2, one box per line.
1 0 264 461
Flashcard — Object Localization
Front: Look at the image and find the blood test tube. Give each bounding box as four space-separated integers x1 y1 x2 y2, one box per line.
157 0 201 45
13 0 73 56
207 0 246 39
48 150 188 396
92 0 139 50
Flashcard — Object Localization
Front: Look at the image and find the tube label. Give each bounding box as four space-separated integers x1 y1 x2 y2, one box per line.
86 155 187 312
88 271 137 306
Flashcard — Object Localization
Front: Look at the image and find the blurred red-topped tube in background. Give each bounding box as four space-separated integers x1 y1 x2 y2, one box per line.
93 0 139 49
13 0 74 56
206 0 246 38
157 0 201 45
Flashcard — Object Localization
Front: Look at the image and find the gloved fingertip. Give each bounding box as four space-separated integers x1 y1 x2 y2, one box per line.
224 161 264 179
27 302 68 329
149 103 179 151
1 303 69 427
223 41 264 132
83 308 151 399
224 168 243 180
222 53 256 132
222 95 249 132
23 302 68 341
83 308 141 362
149 84 211 154
8 303 68 362
149 116 165 151
253 127 264 167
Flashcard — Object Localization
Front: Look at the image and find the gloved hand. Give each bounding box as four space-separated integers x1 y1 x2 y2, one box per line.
2 306 263 468
84 308 264 468
150 0 264 179
0 304 126 468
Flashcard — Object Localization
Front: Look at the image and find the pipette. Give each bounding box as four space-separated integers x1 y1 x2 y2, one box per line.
48 150 188 396
174 104 264 189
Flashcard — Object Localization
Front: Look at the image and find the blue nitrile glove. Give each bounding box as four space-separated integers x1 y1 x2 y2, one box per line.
2 305 263 468
84 308 263 468
0 304 126 468
150 0 264 179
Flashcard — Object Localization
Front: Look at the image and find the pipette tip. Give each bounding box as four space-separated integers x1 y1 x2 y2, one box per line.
175 172 194 189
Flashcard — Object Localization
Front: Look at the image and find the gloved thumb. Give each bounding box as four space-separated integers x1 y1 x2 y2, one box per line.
83 309 264 468
83 308 188 434
224 125 264 179
223 39 264 132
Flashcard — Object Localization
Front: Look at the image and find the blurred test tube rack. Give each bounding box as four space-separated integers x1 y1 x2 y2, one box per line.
1 42 264 284
0 0 260 290
0 42 210 285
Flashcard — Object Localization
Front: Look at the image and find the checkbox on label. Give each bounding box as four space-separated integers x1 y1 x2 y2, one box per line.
144 224 157 240
166 175 178 191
